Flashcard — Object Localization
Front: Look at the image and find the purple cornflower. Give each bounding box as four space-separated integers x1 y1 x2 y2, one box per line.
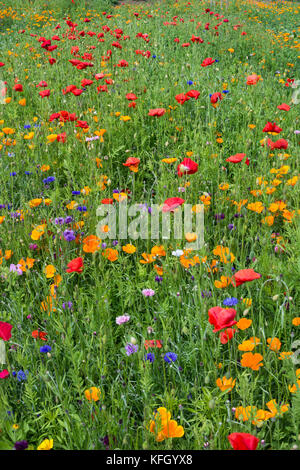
14 440 28 450
54 217 65 225
10 264 23 275
63 229 75 241
62 301 73 310
125 343 138 356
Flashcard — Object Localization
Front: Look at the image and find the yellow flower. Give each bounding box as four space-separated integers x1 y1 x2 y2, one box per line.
29 198 42 208
47 134 57 143
84 387 101 402
122 244 136 254
12 424 19 430
37 438 53 450
44 265 56 279
162 158 177 163
31 224 46 241
120 115 131 122
216 376 236 392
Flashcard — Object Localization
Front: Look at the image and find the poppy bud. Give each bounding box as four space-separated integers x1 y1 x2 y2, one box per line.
130 336 137 345
272 295 279 301
204 375 210 384
243 308 250 316
208 399 215 409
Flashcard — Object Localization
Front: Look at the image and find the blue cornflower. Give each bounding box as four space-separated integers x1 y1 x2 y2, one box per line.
40 345 51 353
72 191 81 195
222 90 229 94
164 352 177 363
223 297 239 307
43 176 55 184
16 370 29 382
25 171 32 175
10 172 17 176
152 55 156 58
187 80 193 85
24 124 31 129
144 353 155 363
77 206 87 212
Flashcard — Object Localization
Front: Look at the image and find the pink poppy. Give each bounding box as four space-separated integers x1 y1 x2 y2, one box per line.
162 197 185 212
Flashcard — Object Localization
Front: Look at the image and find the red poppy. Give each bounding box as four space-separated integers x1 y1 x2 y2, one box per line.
208 307 237 333
144 339 162 350
13 84 23 92
228 433 259 450
81 79 93 87
220 328 236 344
191 35 204 43
0 370 10 379
32 330 47 341
36 81 48 88
262 122 282 133
177 158 198 177
57 132 67 143
267 138 288 150
123 157 140 167
277 103 290 111
186 89 200 99
66 257 84 273
39 89 51 98
210 92 223 104
148 108 166 117
95 73 105 80
62 84 77 95
231 269 261 287
126 93 137 101
97 85 108 93
76 120 89 129
162 197 185 212
226 153 246 163
71 88 83 96
175 93 190 105
0 321 13 341
201 57 215 67
117 59 129 67
101 198 114 204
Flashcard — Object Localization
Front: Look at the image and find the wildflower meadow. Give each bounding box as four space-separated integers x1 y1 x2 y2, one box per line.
0 0 300 452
